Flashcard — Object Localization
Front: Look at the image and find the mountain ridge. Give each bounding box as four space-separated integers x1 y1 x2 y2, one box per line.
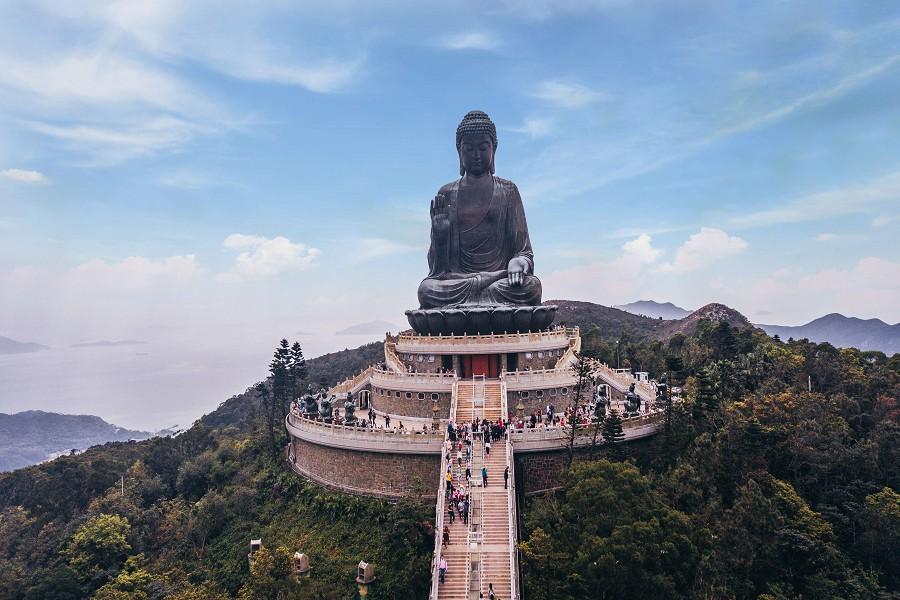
758 312 900 355
0 410 157 472
613 300 692 320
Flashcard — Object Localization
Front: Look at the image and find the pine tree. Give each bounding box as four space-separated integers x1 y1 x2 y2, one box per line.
267 339 291 456
602 409 625 448
693 368 717 421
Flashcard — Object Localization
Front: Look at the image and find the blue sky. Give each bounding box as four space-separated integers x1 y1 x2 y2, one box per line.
2 0 900 363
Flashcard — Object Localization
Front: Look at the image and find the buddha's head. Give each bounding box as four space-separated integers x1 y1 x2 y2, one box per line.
456 110 497 177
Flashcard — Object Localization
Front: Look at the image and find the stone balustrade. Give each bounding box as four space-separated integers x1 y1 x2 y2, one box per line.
384 341 408 373
500 367 578 391
590 361 657 401
396 327 578 354
507 411 665 452
285 412 443 453
370 368 457 392
330 365 376 395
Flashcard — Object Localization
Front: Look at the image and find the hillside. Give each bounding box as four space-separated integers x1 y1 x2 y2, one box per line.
548 299 669 340
549 299 756 342
613 300 692 320
659 302 756 338
759 313 900 355
0 411 153 472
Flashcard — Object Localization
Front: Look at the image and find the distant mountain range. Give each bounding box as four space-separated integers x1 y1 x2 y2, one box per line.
0 411 163 472
758 314 900 355
614 300 692 320
555 299 900 356
0 336 48 355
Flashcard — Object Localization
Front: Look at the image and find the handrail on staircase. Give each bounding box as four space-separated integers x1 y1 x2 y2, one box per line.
500 381 521 600
429 382 459 600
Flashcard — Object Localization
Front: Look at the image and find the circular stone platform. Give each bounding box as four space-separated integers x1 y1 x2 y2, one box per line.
405 304 557 336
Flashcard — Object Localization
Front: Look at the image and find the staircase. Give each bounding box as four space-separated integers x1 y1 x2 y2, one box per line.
434 378 517 600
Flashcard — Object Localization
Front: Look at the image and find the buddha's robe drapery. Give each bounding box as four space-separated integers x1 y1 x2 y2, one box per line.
417 176 542 308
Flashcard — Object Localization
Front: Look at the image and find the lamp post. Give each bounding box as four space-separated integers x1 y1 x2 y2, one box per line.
615 340 620 370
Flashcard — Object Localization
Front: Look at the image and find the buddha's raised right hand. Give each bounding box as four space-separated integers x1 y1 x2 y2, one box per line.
431 191 450 238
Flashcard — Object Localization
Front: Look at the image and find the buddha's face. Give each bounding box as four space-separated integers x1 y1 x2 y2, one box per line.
459 133 495 177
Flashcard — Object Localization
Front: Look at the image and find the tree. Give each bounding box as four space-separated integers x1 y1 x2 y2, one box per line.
566 351 593 468
522 462 698 600
692 367 718 422
861 487 900 585
254 381 276 456
92 554 153 600
602 409 625 459
289 341 308 397
237 546 293 600
64 514 132 584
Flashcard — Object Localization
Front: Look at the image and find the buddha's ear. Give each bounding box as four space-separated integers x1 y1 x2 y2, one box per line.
458 149 465 177
490 147 496 175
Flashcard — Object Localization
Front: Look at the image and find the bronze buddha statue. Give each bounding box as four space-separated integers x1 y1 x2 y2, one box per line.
417 110 543 308
407 111 554 335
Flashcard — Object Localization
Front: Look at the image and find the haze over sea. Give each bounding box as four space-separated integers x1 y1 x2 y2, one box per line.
0 331 378 431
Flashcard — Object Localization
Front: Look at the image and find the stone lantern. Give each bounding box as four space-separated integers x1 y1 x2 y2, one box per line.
356 561 375 597
248 539 262 569
293 552 310 578
432 397 441 431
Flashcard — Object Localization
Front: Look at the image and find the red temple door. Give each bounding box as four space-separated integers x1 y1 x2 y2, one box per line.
471 354 489 376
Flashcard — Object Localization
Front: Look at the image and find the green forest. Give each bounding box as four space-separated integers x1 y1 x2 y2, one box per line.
0 318 898 599
521 321 900 599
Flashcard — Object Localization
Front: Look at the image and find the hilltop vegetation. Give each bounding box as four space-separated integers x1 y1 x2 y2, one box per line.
520 316 900 599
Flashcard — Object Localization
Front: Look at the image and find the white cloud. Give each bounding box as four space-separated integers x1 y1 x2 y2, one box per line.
222 234 320 278
353 238 416 262
816 233 835 241
658 228 747 273
27 117 211 163
0 52 204 113
873 214 891 227
715 53 900 140
204 53 362 93
531 80 606 109
718 257 900 325
508 117 554 139
437 31 501 51
68 255 200 291
543 234 661 303
0 168 48 184
621 233 662 264
732 170 900 228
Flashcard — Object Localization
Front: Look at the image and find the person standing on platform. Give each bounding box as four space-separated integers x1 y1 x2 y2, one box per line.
482 465 488 487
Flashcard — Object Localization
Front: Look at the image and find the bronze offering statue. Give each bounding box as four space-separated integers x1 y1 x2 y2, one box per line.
406 111 556 335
